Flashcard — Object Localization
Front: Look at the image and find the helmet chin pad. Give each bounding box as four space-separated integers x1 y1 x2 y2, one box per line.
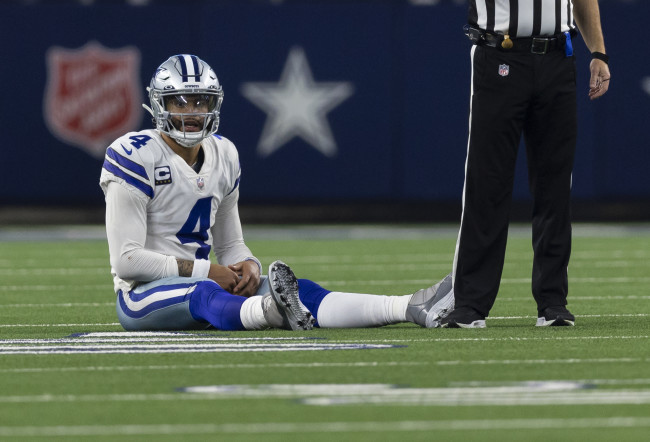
167 113 216 148
170 131 204 148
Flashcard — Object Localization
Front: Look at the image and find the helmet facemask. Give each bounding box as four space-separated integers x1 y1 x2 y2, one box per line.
148 90 223 148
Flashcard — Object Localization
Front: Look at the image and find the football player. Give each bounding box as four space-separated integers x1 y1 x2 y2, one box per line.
100 54 454 331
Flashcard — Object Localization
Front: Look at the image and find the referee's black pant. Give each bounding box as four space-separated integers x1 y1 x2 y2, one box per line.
453 44 577 318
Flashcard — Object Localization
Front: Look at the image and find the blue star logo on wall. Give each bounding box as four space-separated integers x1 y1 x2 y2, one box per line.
241 47 354 157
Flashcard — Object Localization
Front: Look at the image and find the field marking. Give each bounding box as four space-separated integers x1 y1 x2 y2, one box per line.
0 268 106 276
2 275 649 294
0 258 107 267
1 417 650 436
330 336 650 344
452 378 650 387
317 276 650 287
179 381 583 396
0 342 401 355
488 313 650 319
2 382 650 407
1 303 114 308
3 250 649 269
300 391 650 406
178 382 650 407
1 358 648 375
0 361 424 374
0 285 109 292
0 332 402 354
0 337 321 344
495 297 650 302
432 357 650 366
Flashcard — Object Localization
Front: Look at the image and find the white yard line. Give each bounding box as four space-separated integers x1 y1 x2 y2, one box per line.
2 303 114 308
0 361 424 374
329 336 650 343
2 388 650 406
0 285 109 291
0 341 399 354
0 268 106 276
1 359 646 375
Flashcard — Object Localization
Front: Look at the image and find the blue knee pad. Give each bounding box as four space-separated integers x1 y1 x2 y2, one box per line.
188 280 246 331
298 279 331 322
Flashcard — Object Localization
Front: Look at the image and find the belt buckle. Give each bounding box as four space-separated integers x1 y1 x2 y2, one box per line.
531 38 549 54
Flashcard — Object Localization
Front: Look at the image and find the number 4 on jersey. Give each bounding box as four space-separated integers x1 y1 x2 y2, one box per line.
176 197 212 259
129 135 152 149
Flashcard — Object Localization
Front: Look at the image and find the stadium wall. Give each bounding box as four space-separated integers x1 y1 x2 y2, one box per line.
1 0 648 223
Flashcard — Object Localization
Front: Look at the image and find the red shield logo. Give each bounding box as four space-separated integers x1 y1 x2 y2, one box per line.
44 42 142 158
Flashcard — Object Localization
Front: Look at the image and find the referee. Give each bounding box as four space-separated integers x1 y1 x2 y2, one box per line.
442 0 610 328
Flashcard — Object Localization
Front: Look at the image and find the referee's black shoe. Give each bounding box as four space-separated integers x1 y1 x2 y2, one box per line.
440 306 486 328
536 306 575 327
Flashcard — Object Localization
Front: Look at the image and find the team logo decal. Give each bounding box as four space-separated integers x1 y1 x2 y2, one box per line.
241 46 354 158
498 64 510 77
44 41 142 159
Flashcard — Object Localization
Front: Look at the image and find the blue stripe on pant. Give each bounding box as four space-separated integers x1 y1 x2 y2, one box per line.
116 276 246 331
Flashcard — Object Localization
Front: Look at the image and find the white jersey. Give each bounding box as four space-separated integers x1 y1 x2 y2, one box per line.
99 129 260 294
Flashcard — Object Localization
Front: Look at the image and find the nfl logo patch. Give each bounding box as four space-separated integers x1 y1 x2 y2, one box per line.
196 177 205 190
44 42 142 158
498 64 510 77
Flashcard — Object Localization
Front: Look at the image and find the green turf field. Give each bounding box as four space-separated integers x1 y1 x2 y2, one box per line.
1 224 649 441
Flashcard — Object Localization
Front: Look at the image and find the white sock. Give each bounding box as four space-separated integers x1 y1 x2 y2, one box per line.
316 292 411 328
239 296 268 330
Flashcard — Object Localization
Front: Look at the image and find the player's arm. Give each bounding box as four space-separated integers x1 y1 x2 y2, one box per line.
105 181 178 281
573 0 610 99
211 188 261 297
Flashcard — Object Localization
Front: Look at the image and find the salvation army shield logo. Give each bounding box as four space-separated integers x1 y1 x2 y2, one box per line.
44 42 142 158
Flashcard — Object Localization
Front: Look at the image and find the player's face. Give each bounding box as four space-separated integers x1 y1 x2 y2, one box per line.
164 94 215 132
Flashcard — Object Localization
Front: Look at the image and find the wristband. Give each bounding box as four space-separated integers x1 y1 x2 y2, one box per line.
191 259 211 278
592 52 609 64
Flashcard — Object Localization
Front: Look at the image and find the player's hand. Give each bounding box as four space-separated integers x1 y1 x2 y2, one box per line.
229 260 261 297
207 264 239 293
588 59 610 100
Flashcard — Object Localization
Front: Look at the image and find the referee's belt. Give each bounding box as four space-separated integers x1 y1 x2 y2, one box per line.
466 27 577 55
481 33 564 54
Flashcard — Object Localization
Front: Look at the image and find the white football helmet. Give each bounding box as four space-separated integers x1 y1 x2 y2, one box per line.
143 54 223 148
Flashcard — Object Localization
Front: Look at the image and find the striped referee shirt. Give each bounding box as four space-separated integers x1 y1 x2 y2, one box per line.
469 0 575 37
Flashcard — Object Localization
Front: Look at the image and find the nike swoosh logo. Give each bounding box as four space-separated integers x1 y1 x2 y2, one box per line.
121 144 133 155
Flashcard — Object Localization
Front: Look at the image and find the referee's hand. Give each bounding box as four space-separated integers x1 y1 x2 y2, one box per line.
588 59 610 100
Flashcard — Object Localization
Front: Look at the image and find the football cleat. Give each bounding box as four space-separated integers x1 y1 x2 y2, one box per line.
267 260 315 331
536 306 575 327
440 306 486 328
406 273 454 328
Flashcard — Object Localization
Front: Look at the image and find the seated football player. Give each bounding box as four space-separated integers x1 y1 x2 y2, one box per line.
100 54 454 332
